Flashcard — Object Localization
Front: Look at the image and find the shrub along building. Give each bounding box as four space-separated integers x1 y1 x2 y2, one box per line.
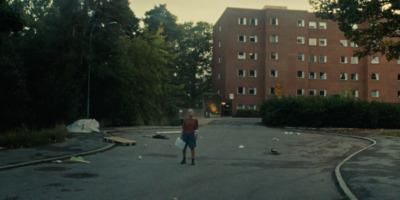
212 5 400 116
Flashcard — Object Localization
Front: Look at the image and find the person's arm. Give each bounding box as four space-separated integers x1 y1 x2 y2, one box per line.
194 119 199 140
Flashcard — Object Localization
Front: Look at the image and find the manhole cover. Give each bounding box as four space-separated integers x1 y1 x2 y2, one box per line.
35 167 71 171
61 172 98 179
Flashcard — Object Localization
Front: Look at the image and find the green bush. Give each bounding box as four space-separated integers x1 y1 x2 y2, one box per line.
260 96 400 129
235 110 260 118
0 124 68 149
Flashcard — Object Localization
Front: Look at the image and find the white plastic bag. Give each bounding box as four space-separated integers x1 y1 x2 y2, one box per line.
175 137 186 150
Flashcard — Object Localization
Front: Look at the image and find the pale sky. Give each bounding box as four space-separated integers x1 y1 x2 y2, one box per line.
129 0 313 24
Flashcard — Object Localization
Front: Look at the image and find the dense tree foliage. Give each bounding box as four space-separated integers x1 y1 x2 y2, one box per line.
309 0 400 61
0 1 213 132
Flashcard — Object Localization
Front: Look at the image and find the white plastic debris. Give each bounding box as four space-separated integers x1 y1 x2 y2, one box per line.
272 137 279 141
284 132 289 134
138 155 143 159
296 132 301 136
238 145 245 149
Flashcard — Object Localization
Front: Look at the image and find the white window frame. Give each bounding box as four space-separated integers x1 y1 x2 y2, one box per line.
249 52 257 60
353 90 359 98
309 72 316 79
218 41 221 47
238 69 246 77
218 57 221 63
237 87 245 95
249 87 257 95
249 70 257 78
297 71 305 78
270 17 278 26
238 34 246 42
249 35 258 43
297 19 305 27
309 55 317 62
237 104 245 110
238 17 246 25
340 56 348 64
351 56 359 64
372 73 379 80
297 36 305 44
320 55 327 63
371 56 379 64
309 38 317 46
250 18 258 26
340 73 348 80
351 41 358 47
372 90 379 98
297 53 305 61
309 89 317 96
320 89 327 96
351 73 358 81
270 70 278 78
340 40 348 47
319 22 327 29
320 72 327 80
309 21 317 29
248 105 257 110
270 35 278 43
270 52 278 60
270 88 275 95
238 52 246 60
297 88 304 96
319 38 327 46
218 73 221 80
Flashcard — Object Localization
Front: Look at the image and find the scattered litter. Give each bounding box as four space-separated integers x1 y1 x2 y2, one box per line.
104 136 136 146
175 137 186 150
272 137 279 141
296 132 301 136
138 155 143 159
70 156 90 164
143 144 147 147
52 160 62 164
289 132 293 135
270 148 279 155
238 145 245 149
143 135 152 138
152 134 169 139
284 132 289 135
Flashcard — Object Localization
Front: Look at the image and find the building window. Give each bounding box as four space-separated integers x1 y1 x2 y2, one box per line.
250 18 258 26
237 87 245 95
351 41 358 47
271 52 278 60
218 73 221 80
372 73 379 80
340 73 348 80
297 88 304 96
238 17 246 25
297 19 305 27
319 22 327 29
248 105 257 110
218 57 221 63
309 89 317 96
270 70 278 78
297 53 305 61
320 89 327 96
352 90 359 98
249 52 257 60
297 71 304 78
309 38 317 46
219 26 221 31
320 72 327 80
249 87 257 95
238 34 246 42
351 73 358 81
319 38 327 46
309 55 317 62
270 35 278 43
249 35 258 43
309 21 317 29
371 56 379 64
237 104 245 110
340 56 348 64
309 72 316 79
351 56 359 64
218 41 221 47
270 88 275 94
372 90 379 98
297 36 305 44
238 52 246 60
249 70 257 77
270 17 278 25
238 69 245 77
397 57 400 64
320 55 327 63
340 40 348 47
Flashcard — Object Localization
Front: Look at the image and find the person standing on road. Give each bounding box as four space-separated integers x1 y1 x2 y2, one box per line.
180 108 199 165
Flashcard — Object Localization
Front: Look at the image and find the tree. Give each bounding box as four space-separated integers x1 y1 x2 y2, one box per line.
309 0 400 61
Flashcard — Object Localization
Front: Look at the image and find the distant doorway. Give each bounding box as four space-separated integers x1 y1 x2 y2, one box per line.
221 101 232 116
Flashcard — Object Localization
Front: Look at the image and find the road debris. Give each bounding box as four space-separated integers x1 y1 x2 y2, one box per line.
270 148 279 155
52 160 62 164
238 145 245 149
70 156 90 164
272 137 279 141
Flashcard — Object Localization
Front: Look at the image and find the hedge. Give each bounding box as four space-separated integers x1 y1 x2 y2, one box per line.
260 96 400 129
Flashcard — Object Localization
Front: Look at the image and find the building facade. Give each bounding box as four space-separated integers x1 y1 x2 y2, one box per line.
212 6 400 116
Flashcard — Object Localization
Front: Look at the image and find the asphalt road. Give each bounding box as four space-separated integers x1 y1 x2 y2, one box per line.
0 119 370 200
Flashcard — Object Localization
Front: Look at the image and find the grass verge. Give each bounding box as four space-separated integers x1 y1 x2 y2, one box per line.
0 124 68 149
380 131 400 137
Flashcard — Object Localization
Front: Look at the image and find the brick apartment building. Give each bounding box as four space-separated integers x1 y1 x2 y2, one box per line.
212 5 400 116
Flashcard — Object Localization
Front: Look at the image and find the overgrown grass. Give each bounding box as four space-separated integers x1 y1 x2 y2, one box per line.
380 131 400 137
0 124 68 149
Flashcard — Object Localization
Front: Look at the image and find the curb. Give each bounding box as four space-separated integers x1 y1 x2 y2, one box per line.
286 128 377 200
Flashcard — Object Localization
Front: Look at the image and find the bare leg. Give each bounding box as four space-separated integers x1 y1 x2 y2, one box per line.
191 148 195 165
